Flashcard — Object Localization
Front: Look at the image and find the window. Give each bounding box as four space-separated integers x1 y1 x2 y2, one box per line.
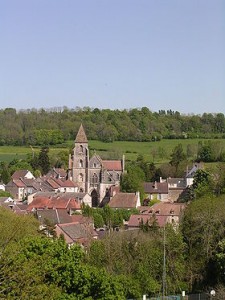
79 145 83 152
78 173 84 182
92 173 98 185
79 159 83 167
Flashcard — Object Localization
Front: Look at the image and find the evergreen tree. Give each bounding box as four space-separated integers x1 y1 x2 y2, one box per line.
38 147 50 175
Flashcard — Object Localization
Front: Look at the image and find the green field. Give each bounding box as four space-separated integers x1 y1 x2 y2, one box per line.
1 138 225 165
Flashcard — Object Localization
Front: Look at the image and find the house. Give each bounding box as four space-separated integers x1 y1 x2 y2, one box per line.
0 196 15 209
128 214 168 230
44 177 78 193
127 202 186 230
11 169 35 180
143 181 169 201
68 124 125 206
0 183 5 191
46 168 67 179
28 191 91 207
27 192 81 213
55 222 98 247
108 192 141 209
185 163 203 186
34 208 93 227
5 179 27 200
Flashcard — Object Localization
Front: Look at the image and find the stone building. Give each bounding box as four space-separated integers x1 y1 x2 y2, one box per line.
68 124 125 207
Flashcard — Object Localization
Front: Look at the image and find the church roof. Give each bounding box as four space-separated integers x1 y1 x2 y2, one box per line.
75 124 88 143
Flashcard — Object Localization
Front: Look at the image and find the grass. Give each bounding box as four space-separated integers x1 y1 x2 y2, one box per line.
1 138 225 165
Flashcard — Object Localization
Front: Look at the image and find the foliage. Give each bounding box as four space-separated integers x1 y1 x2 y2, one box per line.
191 169 213 198
1 108 225 148
0 214 126 299
181 195 225 290
38 147 51 175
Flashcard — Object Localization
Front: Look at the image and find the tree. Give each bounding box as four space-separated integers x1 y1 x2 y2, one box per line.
0 162 10 184
170 143 186 174
120 164 145 200
181 195 225 290
38 147 50 175
192 169 213 198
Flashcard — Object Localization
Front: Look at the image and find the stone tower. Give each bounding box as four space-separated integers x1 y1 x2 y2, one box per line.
70 124 89 193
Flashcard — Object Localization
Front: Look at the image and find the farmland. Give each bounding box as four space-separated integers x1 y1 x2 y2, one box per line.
1 138 225 165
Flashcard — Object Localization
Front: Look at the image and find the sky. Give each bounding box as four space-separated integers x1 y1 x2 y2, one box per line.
0 0 224 114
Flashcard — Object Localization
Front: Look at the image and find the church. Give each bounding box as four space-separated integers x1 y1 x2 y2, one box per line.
68 124 125 207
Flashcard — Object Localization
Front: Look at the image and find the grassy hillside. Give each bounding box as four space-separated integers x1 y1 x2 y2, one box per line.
1 138 225 165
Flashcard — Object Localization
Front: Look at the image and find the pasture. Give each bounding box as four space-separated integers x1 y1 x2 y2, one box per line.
1 138 225 165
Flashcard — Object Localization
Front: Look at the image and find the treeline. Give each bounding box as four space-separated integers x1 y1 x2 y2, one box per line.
1 107 225 145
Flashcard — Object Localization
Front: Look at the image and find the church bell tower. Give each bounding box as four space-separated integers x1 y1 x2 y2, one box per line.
70 124 89 192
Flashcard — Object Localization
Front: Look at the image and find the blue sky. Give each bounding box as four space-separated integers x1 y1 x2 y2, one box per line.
0 0 224 114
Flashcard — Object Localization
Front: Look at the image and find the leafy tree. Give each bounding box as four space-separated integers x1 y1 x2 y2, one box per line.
93 212 104 229
120 164 145 199
181 195 225 290
192 169 213 198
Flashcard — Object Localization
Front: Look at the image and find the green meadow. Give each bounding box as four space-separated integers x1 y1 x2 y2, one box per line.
1 138 225 165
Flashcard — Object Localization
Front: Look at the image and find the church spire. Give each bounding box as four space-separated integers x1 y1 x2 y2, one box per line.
75 124 88 143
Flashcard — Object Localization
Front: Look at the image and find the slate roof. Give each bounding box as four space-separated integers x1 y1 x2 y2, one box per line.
56 222 98 245
36 209 74 225
75 124 88 143
144 181 168 194
109 192 138 209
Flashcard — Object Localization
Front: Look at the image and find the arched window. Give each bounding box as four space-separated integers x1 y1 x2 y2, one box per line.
78 173 84 182
79 159 83 167
79 145 83 153
92 173 98 185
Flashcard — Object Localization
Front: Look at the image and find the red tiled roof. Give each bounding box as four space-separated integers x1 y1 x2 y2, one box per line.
13 179 26 188
27 197 51 210
11 170 31 179
46 179 61 189
28 194 81 211
102 160 122 171
54 168 67 177
109 192 138 209
60 179 77 187
128 214 167 228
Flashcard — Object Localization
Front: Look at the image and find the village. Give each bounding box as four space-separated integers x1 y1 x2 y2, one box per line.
0 124 200 248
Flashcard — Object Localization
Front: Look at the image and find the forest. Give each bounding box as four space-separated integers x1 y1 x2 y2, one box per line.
0 107 225 145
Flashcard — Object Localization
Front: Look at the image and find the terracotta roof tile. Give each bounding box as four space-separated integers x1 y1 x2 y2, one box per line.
109 192 138 209
102 160 122 171
11 170 30 179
